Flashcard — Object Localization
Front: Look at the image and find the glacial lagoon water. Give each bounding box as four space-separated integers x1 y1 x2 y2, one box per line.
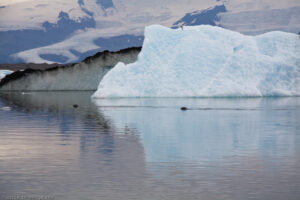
0 92 299 200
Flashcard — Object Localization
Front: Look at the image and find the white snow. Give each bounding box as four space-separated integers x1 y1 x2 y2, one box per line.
0 0 85 31
0 70 13 80
14 27 141 64
93 25 300 98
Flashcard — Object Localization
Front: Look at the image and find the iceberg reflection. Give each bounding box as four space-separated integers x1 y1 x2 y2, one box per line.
93 97 300 164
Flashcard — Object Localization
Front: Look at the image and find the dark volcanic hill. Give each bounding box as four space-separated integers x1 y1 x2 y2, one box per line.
0 47 141 91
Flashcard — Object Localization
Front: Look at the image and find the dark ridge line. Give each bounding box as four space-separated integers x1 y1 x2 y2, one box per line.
0 47 142 88
82 46 142 63
0 63 66 71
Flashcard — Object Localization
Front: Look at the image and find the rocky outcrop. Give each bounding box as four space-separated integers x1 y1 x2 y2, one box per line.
0 47 141 91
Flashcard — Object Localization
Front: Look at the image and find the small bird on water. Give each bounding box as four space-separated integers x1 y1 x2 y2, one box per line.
181 107 188 111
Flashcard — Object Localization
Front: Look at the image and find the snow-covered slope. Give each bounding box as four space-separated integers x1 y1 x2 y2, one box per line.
93 25 300 98
172 5 227 28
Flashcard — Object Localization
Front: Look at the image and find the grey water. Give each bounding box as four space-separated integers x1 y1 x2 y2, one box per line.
0 92 299 200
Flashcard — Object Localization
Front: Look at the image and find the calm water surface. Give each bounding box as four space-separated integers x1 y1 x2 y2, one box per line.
0 92 299 200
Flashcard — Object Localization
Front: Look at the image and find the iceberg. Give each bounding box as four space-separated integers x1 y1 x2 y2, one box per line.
93 25 300 98
0 70 13 81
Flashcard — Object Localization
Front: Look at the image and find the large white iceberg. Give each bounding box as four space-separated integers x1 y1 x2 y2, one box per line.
93 25 300 98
